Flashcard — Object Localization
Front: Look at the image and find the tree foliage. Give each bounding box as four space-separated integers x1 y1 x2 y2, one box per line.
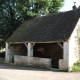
0 0 64 48
16 0 64 19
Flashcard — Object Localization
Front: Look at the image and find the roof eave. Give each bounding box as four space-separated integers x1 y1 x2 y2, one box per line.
5 40 65 44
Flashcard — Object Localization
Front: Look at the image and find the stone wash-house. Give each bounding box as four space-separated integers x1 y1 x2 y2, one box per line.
5 8 80 71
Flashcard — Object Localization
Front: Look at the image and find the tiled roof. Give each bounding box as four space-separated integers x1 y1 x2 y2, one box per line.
6 8 80 43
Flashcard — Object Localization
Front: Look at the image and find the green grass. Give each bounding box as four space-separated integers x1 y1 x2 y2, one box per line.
71 61 80 72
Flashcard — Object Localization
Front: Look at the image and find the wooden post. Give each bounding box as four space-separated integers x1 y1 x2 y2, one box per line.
57 42 63 49
28 43 33 57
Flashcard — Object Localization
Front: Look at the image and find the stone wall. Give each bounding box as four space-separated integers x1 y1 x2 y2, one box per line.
59 20 80 71
59 41 69 71
68 21 80 71
14 55 51 68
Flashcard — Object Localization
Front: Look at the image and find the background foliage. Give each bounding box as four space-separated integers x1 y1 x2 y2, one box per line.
0 0 64 48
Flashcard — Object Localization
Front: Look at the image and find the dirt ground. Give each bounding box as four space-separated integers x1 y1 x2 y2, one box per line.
0 64 80 80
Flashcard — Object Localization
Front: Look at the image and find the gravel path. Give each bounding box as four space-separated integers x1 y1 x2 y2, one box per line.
0 64 80 80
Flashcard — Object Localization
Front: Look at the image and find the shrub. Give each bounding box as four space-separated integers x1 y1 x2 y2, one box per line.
71 61 80 72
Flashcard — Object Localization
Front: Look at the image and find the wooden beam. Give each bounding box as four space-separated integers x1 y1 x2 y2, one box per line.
57 42 63 49
24 43 28 48
8 44 11 48
24 43 35 50
31 43 36 50
6 41 64 44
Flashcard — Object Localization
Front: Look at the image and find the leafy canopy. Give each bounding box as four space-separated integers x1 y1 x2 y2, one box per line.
0 0 64 48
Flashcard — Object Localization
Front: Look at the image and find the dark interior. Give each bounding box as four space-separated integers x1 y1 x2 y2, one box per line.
33 43 63 68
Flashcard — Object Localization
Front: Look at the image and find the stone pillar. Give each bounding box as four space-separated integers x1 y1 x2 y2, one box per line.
5 43 10 63
28 43 33 57
59 41 69 71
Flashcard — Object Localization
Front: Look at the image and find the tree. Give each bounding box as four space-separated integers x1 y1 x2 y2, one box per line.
16 0 64 19
0 0 64 48
0 0 23 48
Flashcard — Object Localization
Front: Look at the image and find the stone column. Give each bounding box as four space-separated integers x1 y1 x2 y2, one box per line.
28 43 33 57
59 41 69 71
5 43 10 63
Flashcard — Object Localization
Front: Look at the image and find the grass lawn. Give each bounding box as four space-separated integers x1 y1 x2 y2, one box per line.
71 61 80 72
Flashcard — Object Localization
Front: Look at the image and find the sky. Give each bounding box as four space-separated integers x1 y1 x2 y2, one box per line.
60 0 80 11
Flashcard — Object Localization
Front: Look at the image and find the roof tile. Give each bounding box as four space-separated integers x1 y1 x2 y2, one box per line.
6 9 80 43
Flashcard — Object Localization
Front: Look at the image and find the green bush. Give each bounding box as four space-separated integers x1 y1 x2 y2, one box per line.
71 61 80 72
0 51 5 58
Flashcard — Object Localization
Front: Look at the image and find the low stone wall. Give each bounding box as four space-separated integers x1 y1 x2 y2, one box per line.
59 59 68 71
0 57 5 62
14 55 51 68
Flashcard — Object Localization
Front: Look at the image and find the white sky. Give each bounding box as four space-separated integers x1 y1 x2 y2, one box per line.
60 0 80 11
